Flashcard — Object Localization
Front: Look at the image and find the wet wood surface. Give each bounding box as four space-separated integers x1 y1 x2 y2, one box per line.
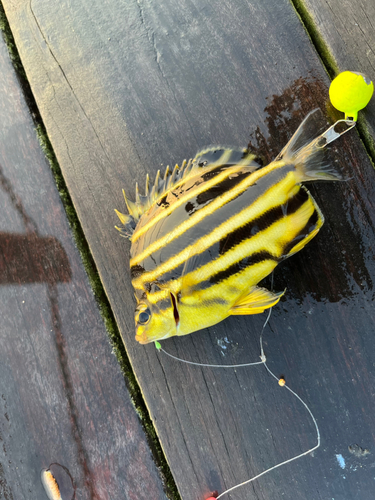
301 0 375 137
0 29 167 500
2 0 375 499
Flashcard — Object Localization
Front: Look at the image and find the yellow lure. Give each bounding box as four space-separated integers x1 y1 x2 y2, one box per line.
329 71 374 121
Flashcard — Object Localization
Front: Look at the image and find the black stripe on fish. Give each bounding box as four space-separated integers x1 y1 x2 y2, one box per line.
200 164 234 181
206 251 276 287
218 187 309 254
281 210 320 256
178 163 239 195
131 264 146 280
137 188 309 287
131 164 294 265
194 169 254 207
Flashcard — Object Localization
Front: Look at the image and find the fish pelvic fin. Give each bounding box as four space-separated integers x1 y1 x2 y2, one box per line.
277 108 344 182
230 287 284 315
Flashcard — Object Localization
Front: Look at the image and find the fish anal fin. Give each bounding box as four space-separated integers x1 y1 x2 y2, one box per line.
230 287 284 315
286 226 320 257
280 186 324 258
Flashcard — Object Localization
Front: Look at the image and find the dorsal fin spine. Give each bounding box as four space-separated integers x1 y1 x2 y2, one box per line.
150 170 160 201
122 189 137 217
114 209 128 224
167 163 180 190
158 169 165 193
162 167 171 194
184 159 194 178
135 182 150 216
163 165 170 182
135 182 141 207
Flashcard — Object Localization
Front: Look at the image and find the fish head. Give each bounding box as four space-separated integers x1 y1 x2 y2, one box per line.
134 293 178 344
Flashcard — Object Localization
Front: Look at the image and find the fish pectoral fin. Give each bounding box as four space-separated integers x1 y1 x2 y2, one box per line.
230 287 284 315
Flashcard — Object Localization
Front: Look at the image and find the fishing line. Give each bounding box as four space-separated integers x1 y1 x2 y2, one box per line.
143 74 374 498
157 346 264 368
155 277 320 499
214 308 320 500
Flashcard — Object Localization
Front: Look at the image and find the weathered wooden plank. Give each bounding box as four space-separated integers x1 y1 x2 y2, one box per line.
3 0 375 499
296 0 375 138
0 28 167 500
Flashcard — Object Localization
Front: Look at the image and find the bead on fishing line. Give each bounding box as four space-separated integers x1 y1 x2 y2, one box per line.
205 492 218 500
278 377 286 386
329 71 374 121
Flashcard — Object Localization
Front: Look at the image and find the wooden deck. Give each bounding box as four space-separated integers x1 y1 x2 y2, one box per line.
1 1 374 499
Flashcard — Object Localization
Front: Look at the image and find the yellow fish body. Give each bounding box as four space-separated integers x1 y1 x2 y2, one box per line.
116 110 342 344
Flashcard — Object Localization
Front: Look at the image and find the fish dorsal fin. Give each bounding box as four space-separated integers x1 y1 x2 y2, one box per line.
116 159 192 227
193 146 260 168
115 147 260 237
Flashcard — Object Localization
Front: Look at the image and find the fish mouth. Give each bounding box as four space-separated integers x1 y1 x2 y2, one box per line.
135 322 178 344
135 332 150 344
135 329 175 344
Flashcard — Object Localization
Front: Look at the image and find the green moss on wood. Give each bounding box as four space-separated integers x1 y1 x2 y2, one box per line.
0 4 27 81
290 0 375 167
35 94 181 500
0 4 180 498
356 116 375 168
290 0 339 78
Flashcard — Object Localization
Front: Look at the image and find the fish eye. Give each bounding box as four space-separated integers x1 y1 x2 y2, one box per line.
137 308 151 325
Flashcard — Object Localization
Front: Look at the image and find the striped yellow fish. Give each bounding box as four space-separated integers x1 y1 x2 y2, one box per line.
116 109 342 344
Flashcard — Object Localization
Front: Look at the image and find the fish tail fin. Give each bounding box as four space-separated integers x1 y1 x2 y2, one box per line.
277 109 344 183
292 138 344 182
